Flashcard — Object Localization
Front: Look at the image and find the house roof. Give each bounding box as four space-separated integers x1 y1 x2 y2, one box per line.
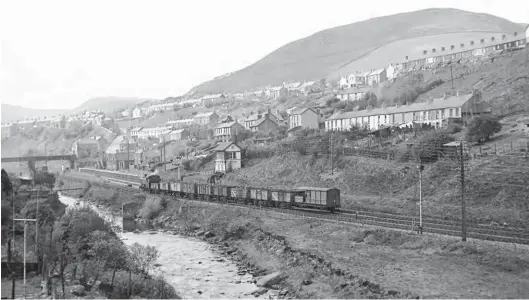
337 87 370 95
327 93 474 120
295 186 337 192
168 129 186 134
131 127 143 131
77 138 99 145
252 116 280 128
213 142 241 152
368 68 386 76
105 135 125 154
195 112 216 118
291 107 316 115
216 121 243 129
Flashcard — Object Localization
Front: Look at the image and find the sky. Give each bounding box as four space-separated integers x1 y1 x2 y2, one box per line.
0 0 527 110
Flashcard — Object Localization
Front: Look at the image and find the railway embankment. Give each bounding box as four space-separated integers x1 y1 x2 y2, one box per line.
60 174 529 299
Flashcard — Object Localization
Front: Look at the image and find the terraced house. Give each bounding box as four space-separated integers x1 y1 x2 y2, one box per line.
215 121 245 142
325 91 490 131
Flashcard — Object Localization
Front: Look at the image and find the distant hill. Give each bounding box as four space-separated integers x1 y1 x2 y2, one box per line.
2 97 154 123
73 97 153 113
190 8 525 94
1 104 68 123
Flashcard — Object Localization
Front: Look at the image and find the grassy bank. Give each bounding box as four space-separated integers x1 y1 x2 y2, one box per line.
63 176 529 299
211 152 529 228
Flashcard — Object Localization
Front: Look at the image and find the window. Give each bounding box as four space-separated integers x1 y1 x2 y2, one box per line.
405 55 409 60
441 47 445 51
470 40 474 46
455 108 460 116
491 37 495 42
480 38 485 43
460 43 465 48
451 45 455 50
423 50 427 55
432 48 436 53
228 152 237 159
449 109 453 117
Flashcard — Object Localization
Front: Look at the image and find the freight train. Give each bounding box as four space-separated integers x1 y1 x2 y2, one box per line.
140 177 341 213
78 168 341 212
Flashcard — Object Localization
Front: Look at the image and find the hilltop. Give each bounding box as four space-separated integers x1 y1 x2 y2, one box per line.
190 8 524 94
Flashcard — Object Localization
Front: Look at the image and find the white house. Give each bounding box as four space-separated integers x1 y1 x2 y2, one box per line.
525 25 529 44
132 107 142 118
288 108 319 130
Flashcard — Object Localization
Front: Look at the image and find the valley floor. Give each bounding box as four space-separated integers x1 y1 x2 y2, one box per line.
60 175 529 299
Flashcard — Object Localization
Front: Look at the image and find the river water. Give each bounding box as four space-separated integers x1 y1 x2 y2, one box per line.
58 194 271 299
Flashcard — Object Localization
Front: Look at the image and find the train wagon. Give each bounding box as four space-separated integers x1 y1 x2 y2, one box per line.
212 185 231 202
294 187 341 213
160 182 170 195
271 190 301 208
231 187 250 204
181 182 197 198
170 182 181 196
249 188 261 206
259 189 271 207
197 183 213 201
149 182 161 194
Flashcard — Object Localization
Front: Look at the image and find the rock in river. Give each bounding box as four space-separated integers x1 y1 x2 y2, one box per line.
256 271 283 288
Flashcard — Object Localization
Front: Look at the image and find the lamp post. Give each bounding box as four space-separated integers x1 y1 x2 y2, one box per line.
14 218 38 299
417 162 424 234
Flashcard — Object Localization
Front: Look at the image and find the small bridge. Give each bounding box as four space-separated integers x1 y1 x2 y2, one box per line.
1 154 77 169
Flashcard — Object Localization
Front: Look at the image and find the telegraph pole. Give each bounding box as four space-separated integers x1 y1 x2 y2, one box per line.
14 218 38 299
330 132 334 175
460 141 467 241
450 64 454 89
417 161 424 234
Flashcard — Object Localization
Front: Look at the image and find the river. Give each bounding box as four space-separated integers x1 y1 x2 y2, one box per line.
58 194 273 299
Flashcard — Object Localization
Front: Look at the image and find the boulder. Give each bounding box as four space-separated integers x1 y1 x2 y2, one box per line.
204 231 215 238
256 271 283 288
196 230 206 237
251 287 268 296
70 285 85 296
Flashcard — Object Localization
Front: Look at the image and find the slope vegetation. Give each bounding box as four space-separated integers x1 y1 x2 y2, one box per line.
214 153 528 227
191 8 523 94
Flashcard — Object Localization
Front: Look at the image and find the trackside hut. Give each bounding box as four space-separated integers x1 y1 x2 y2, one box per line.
325 91 490 132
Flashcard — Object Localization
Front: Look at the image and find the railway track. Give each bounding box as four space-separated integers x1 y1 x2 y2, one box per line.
62 172 529 245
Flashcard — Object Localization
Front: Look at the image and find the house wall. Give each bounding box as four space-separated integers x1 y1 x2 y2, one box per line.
256 119 279 132
300 110 319 129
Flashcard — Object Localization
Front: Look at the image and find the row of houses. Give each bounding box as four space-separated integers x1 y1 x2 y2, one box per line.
336 31 529 96
401 31 527 71
325 91 488 132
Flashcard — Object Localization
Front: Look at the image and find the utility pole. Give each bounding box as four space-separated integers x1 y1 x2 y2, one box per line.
450 64 454 89
45 143 48 168
330 132 334 175
14 218 37 299
417 161 424 234
460 140 467 241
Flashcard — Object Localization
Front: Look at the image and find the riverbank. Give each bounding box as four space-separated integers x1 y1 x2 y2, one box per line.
59 174 529 299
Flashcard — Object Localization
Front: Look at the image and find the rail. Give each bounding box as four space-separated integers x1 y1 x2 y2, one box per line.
61 170 529 245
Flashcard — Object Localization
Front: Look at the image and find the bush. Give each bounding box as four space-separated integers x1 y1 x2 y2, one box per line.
447 123 463 134
464 115 502 143
416 130 455 163
138 196 164 220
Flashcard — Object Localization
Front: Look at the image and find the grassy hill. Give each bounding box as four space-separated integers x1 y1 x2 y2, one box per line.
190 8 524 94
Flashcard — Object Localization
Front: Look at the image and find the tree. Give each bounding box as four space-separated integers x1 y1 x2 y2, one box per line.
464 115 502 143
417 130 455 162
127 243 160 296
1 169 13 195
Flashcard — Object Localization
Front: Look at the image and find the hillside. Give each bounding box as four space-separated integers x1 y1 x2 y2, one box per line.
73 97 153 113
2 97 153 123
1 104 68 123
190 8 524 94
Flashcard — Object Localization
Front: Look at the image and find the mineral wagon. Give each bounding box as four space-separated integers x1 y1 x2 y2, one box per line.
197 183 213 201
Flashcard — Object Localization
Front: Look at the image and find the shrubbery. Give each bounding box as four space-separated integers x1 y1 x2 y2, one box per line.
416 129 455 162
464 115 502 143
138 195 165 220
